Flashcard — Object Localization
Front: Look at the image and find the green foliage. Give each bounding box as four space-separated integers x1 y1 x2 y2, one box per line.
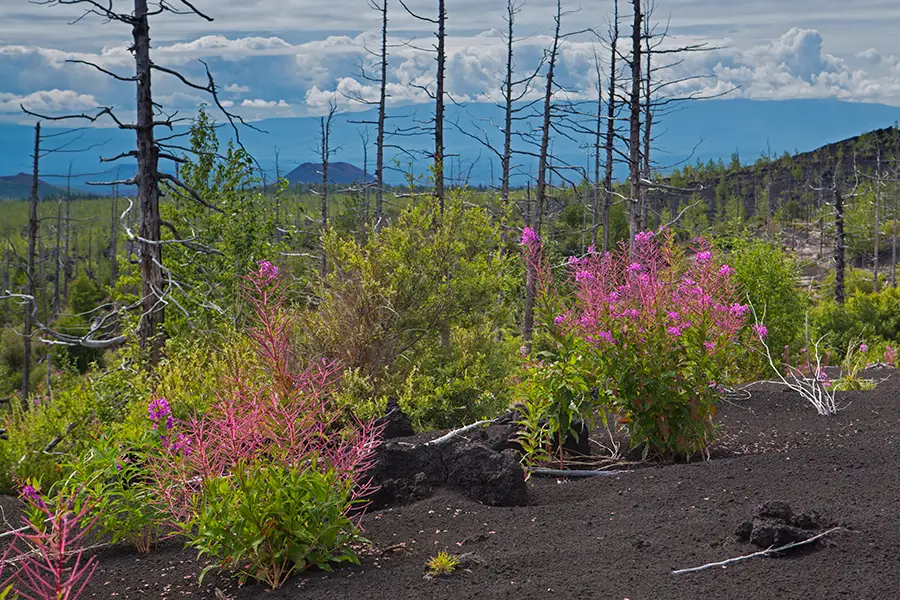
62 427 165 553
300 196 518 430
726 237 807 375
811 286 900 357
426 552 461 576
162 107 282 333
52 313 104 373
187 463 362 589
68 273 105 315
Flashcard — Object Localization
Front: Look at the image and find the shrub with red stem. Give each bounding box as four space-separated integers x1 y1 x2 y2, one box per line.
147 261 383 586
1 481 98 600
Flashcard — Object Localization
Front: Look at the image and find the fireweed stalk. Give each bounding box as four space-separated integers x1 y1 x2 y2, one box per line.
1 481 98 600
147 261 383 588
523 230 755 459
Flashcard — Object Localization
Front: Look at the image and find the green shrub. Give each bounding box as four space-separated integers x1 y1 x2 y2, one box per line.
812 286 900 357
726 238 807 376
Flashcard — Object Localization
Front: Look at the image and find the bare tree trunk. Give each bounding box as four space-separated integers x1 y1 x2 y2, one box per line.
500 0 517 247
523 182 535 344
110 184 119 285
434 0 446 214
592 54 603 249
627 0 643 243
603 0 619 251
835 185 845 304
134 0 165 366
874 150 882 292
535 0 563 236
375 0 388 231
23 122 40 405
53 197 62 317
360 130 370 241
63 165 72 302
640 9 652 231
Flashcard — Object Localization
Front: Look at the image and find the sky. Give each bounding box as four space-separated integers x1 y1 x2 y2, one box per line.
2 0 900 124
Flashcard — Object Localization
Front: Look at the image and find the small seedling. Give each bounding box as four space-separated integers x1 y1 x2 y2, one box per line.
426 551 460 576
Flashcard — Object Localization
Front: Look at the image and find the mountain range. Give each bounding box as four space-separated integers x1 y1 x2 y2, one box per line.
0 98 898 195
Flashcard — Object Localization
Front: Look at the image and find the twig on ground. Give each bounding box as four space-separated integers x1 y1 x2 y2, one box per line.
424 419 497 446
528 468 633 478
671 527 845 575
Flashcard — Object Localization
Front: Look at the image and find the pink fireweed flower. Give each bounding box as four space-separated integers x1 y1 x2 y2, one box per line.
634 231 655 244
148 397 174 430
554 314 567 326
696 250 712 262
667 311 680 321
171 433 192 456
666 326 683 338
859 342 869 354
597 330 616 345
885 345 897 366
521 227 539 247
587 244 596 254
729 303 750 318
719 264 735 277
21 484 41 504
257 260 279 283
704 341 716 351
575 269 594 282
627 262 644 272
752 324 768 340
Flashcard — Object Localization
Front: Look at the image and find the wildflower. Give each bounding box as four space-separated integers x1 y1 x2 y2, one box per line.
148 398 174 430
859 342 869 354
587 244 596 254
704 341 716 351
696 250 712 262
752 324 768 340
554 314 567 326
21 484 41 503
885 345 897 366
596 330 616 345
729 303 750 318
257 260 279 283
667 311 680 321
666 326 683 338
171 433 192 456
627 262 644 272
719 264 734 277
575 269 594 282
634 231 655 244
521 227 539 247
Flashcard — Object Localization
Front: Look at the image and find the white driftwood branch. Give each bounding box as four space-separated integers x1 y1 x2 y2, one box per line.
671 527 844 575
528 468 632 478
424 419 496 446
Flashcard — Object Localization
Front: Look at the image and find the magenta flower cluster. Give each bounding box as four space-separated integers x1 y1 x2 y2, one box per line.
257 260 280 283
148 397 173 430
885 345 897 367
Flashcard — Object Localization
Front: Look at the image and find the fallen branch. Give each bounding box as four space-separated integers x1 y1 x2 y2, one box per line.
424 419 496 446
671 527 845 575
528 468 632 478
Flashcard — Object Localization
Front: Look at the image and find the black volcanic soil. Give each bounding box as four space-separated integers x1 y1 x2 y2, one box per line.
13 372 900 599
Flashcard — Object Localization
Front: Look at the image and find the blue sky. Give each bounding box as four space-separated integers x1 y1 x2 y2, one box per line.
1 0 900 123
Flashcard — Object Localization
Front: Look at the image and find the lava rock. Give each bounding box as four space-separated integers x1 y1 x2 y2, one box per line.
446 443 528 507
748 519 811 549
758 501 793 522
735 520 754 542
376 399 415 440
792 510 824 530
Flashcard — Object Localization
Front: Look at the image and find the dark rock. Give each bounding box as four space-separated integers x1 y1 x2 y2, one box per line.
758 501 793 522
446 444 528 507
376 399 415 440
369 438 527 509
792 510 824 530
748 519 810 549
735 520 754 542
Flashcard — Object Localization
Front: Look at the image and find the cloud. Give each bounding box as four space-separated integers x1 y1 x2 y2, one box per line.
224 83 250 93
0 89 98 115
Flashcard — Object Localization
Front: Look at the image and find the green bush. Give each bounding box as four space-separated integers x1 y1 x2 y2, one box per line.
812 286 900 357
189 464 361 589
726 238 807 376
300 196 518 430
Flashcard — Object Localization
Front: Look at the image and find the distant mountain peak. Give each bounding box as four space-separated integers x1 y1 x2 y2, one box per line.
285 161 372 186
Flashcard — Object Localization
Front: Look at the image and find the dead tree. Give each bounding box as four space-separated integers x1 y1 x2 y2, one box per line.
399 0 447 213
603 0 620 251
26 0 246 364
23 123 40 404
318 101 339 277
346 0 390 231
626 0 643 241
